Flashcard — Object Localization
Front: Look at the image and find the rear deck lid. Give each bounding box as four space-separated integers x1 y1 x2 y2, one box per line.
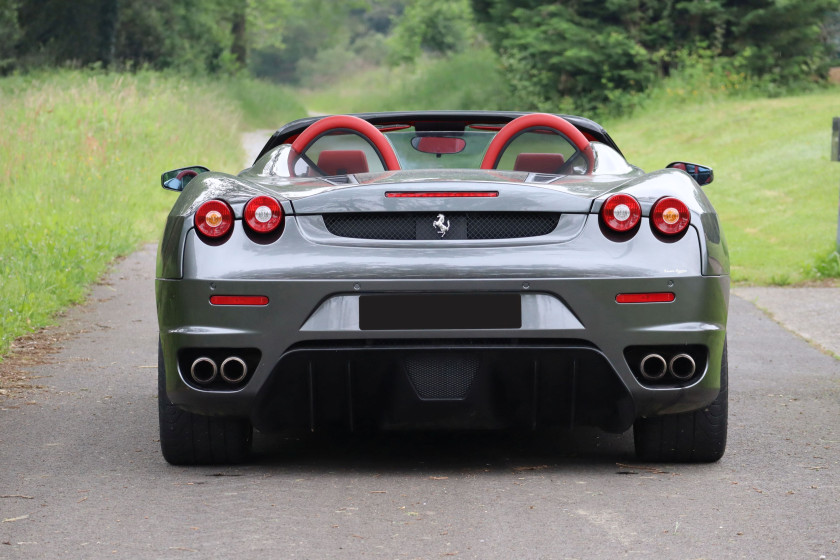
286 169 629 215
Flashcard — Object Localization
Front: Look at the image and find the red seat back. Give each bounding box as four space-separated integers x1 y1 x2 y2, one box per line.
513 153 566 174
316 150 369 175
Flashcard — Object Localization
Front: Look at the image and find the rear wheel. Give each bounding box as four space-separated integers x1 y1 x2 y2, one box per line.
633 342 728 463
158 341 252 465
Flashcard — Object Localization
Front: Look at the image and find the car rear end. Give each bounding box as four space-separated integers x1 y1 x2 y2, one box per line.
156 173 728 438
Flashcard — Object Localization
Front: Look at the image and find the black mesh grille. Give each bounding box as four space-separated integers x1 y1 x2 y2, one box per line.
467 213 558 239
324 213 416 240
403 354 479 400
323 212 560 240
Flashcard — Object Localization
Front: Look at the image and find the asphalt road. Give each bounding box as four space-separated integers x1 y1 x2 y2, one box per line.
1 244 839 559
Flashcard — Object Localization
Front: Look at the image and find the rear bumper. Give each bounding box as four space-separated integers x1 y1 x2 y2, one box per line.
157 273 728 433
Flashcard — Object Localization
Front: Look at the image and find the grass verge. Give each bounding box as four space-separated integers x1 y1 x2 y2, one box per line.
214 75 307 129
0 70 304 359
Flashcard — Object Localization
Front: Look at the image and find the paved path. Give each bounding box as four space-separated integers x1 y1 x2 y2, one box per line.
733 286 840 358
240 129 275 168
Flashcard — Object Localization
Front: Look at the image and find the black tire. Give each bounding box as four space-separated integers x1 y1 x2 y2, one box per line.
158 341 252 465
633 342 728 463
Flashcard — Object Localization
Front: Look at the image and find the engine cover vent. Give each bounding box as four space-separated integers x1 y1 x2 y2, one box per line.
403 353 479 400
323 212 560 240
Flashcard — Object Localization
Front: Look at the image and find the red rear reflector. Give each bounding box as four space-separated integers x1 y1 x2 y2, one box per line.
616 292 675 304
210 295 269 306
385 191 499 198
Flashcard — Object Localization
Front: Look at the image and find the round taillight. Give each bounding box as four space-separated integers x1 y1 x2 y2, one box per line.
244 196 284 233
651 197 690 235
601 194 641 232
195 199 233 238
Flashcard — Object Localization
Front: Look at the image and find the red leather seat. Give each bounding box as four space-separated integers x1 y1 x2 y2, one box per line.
513 153 566 174
316 150 369 175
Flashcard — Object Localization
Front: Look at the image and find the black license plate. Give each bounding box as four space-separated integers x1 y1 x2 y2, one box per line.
359 294 521 330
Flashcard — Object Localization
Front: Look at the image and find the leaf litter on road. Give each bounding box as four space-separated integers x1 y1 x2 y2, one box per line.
512 465 549 472
615 463 671 475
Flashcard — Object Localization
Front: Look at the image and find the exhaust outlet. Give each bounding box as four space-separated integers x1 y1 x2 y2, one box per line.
669 354 696 380
639 354 667 380
220 356 248 384
190 357 218 385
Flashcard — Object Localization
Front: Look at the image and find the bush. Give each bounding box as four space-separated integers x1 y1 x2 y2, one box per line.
386 0 476 65
811 250 840 280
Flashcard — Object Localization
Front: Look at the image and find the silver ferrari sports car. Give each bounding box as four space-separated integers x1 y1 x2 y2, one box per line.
157 111 728 465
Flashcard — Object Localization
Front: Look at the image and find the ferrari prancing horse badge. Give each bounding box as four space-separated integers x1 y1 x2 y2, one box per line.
433 213 450 237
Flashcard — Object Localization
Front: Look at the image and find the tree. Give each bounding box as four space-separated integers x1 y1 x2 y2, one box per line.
231 0 248 67
478 1 659 112
17 0 112 67
387 0 475 64
826 10 840 62
10 0 291 74
0 0 21 73
726 1 840 83
249 0 401 83
474 0 840 113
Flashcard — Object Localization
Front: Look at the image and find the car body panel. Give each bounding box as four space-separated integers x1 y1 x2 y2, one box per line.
156 110 729 442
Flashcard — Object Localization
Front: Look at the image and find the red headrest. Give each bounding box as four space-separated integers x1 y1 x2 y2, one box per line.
513 153 566 174
316 150 369 176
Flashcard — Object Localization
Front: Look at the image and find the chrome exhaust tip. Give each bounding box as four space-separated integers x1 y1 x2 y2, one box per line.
640 354 668 380
669 354 696 380
190 357 218 385
220 356 248 384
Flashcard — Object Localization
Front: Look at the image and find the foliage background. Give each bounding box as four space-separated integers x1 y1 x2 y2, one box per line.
3 0 839 112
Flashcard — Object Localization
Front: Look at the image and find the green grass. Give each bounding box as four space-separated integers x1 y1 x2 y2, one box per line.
0 70 305 358
604 90 840 284
214 75 307 129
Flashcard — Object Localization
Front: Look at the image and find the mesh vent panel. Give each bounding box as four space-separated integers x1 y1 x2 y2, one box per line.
404 354 479 400
323 213 416 240
323 212 559 240
466 213 558 239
